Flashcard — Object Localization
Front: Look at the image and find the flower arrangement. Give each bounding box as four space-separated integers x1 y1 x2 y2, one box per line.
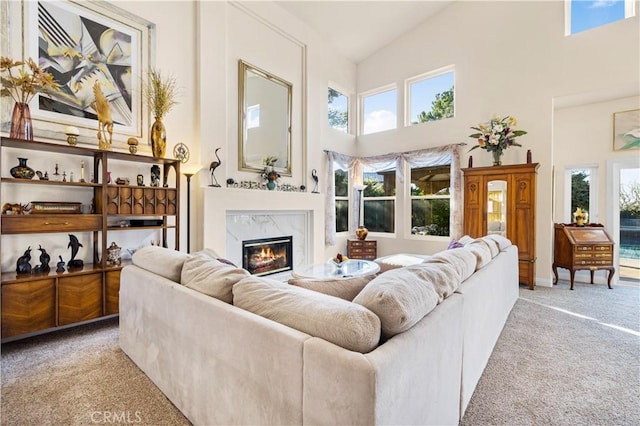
143 68 179 119
260 156 280 182
468 115 527 165
0 56 60 104
573 207 589 226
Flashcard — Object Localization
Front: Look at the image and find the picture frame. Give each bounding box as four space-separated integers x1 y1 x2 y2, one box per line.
1 0 155 150
613 109 640 151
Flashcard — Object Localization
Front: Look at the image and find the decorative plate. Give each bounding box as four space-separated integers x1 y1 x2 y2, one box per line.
173 143 190 164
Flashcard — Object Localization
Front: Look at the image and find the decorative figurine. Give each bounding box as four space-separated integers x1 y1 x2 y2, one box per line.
127 137 139 154
33 245 51 274
16 247 32 274
91 81 113 150
107 242 122 266
150 165 161 187
53 163 61 181
64 126 79 146
67 234 84 268
2 202 31 215
56 256 65 273
311 169 319 193
209 147 222 187
137 174 144 186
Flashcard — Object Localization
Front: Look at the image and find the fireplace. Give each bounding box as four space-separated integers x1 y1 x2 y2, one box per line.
242 236 293 276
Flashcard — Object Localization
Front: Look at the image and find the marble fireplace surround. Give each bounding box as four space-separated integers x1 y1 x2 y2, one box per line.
203 187 325 270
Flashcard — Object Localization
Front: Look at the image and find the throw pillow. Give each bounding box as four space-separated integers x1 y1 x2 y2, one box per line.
233 276 381 353
447 239 464 249
288 275 374 301
353 267 440 339
132 246 189 283
181 252 250 303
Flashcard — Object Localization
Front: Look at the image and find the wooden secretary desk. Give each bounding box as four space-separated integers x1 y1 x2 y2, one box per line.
552 223 615 290
462 163 539 289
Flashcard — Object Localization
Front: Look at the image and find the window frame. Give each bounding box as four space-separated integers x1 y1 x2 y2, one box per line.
361 166 397 235
564 0 636 36
407 163 452 239
564 164 599 223
334 165 349 234
359 83 398 136
404 65 456 127
327 83 350 134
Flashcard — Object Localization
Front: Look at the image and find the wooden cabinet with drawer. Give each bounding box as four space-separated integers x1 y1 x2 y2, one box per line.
552 223 615 290
347 240 377 260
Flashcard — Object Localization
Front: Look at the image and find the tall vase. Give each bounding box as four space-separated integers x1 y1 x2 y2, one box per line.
150 116 166 158
10 102 33 141
492 150 503 166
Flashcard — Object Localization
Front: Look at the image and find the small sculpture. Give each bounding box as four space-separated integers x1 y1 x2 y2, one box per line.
56 256 66 273
16 247 32 274
2 202 31 215
91 81 113 150
209 147 222 187
311 169 319 193
137 174 144 186
33 245 51 274
150 165 161 187
67 234 84 268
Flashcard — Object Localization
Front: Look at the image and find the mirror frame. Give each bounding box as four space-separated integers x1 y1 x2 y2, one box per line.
238 60 293 176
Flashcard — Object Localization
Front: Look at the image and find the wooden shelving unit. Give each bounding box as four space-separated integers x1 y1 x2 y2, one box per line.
0 136 180 340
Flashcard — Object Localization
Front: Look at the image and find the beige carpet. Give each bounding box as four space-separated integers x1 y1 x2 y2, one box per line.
1 280 638 425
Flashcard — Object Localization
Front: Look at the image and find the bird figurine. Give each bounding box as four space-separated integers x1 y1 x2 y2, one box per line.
16 247 32 275
209 147 222 187
33 245 51 273
311 168 319 193
56 255 66 273
91 81 113 150
68 234 84 268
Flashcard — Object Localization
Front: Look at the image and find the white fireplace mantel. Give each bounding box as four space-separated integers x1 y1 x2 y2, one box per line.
203 187 325 267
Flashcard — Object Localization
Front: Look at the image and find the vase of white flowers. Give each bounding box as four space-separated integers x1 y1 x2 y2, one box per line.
468 115 527 166
260 156 280 190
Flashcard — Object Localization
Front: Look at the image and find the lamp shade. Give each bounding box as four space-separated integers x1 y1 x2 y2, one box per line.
182 163 203 176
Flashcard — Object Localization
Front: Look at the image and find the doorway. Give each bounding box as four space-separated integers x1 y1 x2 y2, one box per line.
608 158 640 284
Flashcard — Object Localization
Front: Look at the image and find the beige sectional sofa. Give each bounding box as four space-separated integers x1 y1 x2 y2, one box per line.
119 236 518 425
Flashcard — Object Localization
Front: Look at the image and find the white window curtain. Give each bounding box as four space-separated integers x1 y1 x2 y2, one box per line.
324 143 463 245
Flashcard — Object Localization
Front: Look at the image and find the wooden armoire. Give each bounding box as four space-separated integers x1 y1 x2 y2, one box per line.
462 163 539 289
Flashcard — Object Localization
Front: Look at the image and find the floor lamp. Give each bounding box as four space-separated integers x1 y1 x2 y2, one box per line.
353 184 369 240
182 164 203 253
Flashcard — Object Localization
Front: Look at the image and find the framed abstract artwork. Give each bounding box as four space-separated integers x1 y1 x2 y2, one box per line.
613 109 640 151
2 0 155 148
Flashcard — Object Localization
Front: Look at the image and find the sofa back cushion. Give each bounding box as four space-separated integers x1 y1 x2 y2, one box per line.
181 252 250 303
287 275 373 301
352 266 441 339
425 248 477 282
132 246 189 282
484 234 513 251
233 276 381 353
463 241 493 270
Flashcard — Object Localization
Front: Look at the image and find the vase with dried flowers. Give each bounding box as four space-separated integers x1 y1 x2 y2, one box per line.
260 156 280 190
1 57 60 140
468 115 527 166
143 69 179 158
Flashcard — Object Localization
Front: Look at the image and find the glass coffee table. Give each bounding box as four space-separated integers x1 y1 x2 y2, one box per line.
292 259 380 279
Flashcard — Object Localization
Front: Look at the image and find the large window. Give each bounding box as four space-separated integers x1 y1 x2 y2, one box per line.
361 86 397 135
406 68 455 126
566 0 634 35
410 165 451 236
363 166 396 233
335 167 349 232
328 87 348 133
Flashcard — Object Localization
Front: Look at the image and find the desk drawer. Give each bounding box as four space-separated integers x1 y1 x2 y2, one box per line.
1 214 102 234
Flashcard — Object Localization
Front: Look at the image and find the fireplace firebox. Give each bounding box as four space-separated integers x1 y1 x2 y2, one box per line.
242 236 293 276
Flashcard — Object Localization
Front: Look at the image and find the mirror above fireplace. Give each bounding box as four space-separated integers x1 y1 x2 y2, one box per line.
238 60 292 177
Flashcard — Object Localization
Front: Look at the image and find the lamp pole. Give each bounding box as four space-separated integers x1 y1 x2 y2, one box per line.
184 173 194 253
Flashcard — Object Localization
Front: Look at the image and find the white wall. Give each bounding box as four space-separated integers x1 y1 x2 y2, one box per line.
354 0 639 285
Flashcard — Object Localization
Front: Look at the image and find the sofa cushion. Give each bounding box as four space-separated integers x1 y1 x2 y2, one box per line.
192 248 238 267
181 252 250 303
233 276 381 353
477 237 499 258
132 246 189 282
375 253 429 273
464 241 492 270
287 275 373 301
484 234 513 251
425 248 477 282
352 266 440 339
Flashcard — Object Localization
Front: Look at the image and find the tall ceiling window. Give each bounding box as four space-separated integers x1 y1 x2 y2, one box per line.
566 0 635 35
328 87 349 133
360 86 397 135
406 67 455 126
